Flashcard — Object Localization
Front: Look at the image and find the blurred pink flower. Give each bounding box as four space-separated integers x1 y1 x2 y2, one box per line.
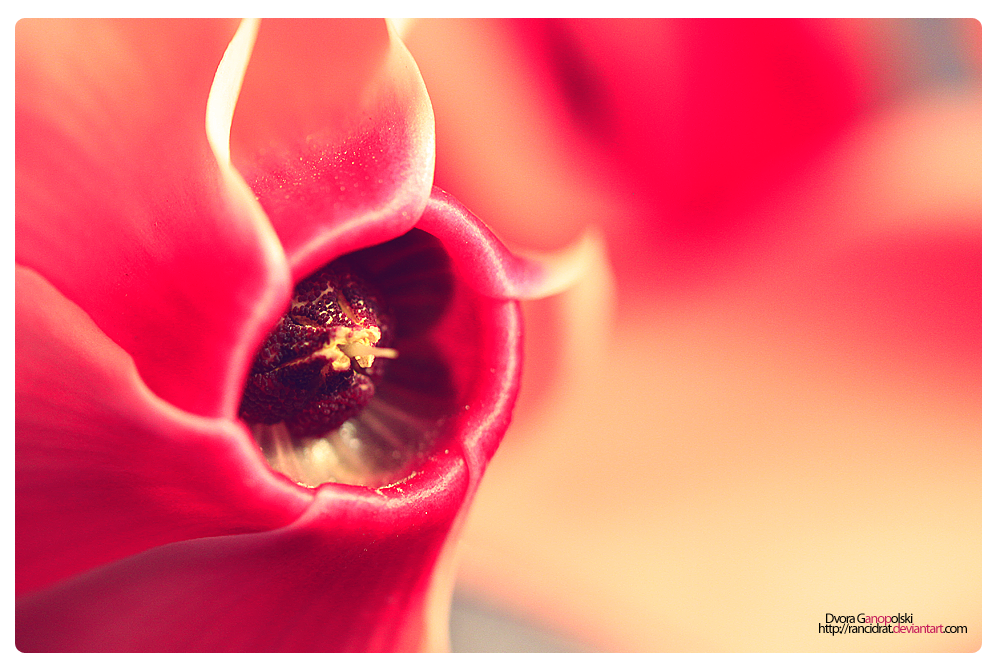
15 18 558 651
405 19 981 650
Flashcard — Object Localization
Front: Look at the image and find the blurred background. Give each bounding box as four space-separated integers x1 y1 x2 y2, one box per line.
401 19 981 651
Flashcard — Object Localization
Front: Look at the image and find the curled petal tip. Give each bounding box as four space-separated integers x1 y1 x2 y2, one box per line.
387 18 415 39
418 186 605 301
510 225 606 300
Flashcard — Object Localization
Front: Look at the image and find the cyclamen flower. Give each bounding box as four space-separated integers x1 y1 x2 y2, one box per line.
16 18 576 651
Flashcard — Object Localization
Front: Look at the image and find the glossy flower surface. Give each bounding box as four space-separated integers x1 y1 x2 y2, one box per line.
405 19 981 651
15 18 559 651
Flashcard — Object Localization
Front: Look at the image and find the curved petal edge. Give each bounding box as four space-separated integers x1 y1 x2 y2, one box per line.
418 187 601 300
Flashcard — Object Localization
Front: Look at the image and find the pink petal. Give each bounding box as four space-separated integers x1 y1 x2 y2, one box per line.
16 19 291 418
514 19 872 220
230 19 435 281
16 264 522 651
16 265 311 596
418 187 598 301
423 283 523 491
15 483 460 652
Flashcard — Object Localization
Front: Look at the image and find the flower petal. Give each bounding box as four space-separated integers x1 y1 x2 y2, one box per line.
15 265 312 596
15 483 459 652
230 19 435 280
16 266 522 651
424 289 523 491
15 19 291 418
417 187 599 300
512 19 873 220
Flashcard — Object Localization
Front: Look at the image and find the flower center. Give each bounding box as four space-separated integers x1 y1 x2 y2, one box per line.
239 261 397 438
240 230 459 488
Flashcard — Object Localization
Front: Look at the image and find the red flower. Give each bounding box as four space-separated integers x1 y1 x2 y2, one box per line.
16 18 569 651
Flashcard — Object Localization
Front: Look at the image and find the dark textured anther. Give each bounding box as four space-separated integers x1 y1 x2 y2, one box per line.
239 260 396 437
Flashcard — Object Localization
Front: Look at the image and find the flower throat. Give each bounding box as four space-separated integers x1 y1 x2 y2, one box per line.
239 261 397 438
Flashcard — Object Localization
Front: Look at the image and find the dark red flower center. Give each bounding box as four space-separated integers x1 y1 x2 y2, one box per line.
239 262 397 438
241 230 459 488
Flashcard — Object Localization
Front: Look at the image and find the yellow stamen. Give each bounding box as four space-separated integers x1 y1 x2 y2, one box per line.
340 342 400 363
